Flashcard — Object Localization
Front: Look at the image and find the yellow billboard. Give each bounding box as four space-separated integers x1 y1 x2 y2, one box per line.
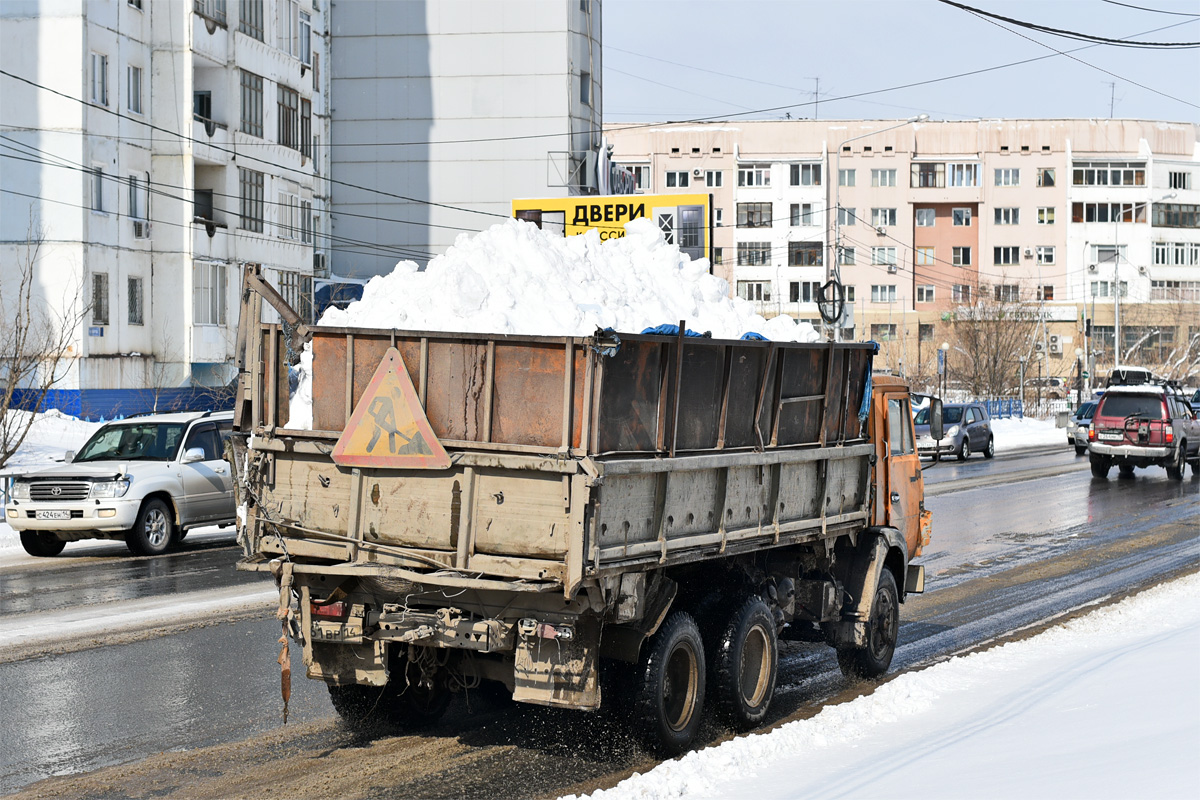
512 193 713 266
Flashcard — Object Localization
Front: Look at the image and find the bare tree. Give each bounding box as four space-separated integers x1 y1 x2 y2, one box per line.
0 226 87 469
942 281 1040 398
1108 292 1200 384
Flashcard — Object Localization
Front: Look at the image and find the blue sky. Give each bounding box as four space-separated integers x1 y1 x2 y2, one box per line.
602 0 1200 123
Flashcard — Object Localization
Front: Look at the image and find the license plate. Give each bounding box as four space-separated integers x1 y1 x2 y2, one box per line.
1098 432 1125 442
35 510 71 520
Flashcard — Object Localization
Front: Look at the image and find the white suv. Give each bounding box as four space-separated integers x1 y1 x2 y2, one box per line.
5 411 236 557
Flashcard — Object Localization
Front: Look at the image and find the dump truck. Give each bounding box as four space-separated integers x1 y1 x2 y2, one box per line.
231 268 936 754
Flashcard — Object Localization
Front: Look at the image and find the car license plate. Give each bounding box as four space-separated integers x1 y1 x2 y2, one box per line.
35 510 71 520
1098 432 1125 442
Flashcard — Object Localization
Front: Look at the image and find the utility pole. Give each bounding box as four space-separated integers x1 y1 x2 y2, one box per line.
1107 82 1116 118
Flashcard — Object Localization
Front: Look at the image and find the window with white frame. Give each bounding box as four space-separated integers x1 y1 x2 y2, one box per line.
128 172 148 219
629 165 650 191
705 170 722 187
1091 244 1127 265
790 203 814 226
301 199 313 244
91 272 109 325
738 164 770 187
870 284 897 303
871 247 897 265
277 269 314 323
665 171 689 188
916 285 935 303
952 284 972 303
128 276 144 325
871 208 897 227
90 53 108 105
952 207 971 226
1153 241 1200 266
952 246 971 266
1036 246 1055 265
915 208 935 227
838 247 856 266
839 169 855 187
916 246 935 265
714 208 723 226
1072 161 1145 187
736 242 771 266
277 0 299 55
193 261 228 325
994 284 1020 303
91 167 104 212
994 168 1020 186
1151 280 1200 301
790 163 821 186
1168 171 1192 190
736 281 771 301
871 169 897 188
1090 281 1128 298
1037 168 1055 187
994 207 1019 225
300 10 312 64
126 66 142 114
837 207 856 226
948 163 980 187
1037 285 1055 301
790 281 822 303
277 191 300 239
1037 206 1055 224
994 246 1020 265
845 285 856 302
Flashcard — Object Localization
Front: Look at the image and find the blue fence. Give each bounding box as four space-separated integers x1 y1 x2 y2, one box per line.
978 398 1024 419
10 387 234 422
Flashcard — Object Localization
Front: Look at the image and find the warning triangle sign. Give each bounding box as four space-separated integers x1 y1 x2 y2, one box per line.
331 347 451 469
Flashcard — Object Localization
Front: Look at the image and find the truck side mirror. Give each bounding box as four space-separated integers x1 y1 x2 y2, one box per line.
929 398 944 442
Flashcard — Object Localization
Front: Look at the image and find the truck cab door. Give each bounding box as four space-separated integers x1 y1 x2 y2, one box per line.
884 394 922 552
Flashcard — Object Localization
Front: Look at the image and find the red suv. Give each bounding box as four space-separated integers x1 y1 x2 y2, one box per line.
1088 383 1200 480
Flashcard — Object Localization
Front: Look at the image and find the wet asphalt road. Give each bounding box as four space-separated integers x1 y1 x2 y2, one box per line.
0 448 1196 797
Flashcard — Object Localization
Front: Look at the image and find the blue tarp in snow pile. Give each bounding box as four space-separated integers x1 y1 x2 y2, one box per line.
641 324 708 338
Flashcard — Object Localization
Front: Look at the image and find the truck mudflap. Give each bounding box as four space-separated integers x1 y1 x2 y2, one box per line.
512 614 601 710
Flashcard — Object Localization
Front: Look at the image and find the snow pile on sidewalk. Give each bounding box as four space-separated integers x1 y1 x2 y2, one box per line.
565 573 1200 800
992 415 1066 453
288 219 819 429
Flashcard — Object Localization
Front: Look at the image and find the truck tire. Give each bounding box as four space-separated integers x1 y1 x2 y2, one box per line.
126 498 175 556
20 531 66 557
711 595 778 731
837 569 899 680
1090 455 1110 479
329 657 450 729
1166 443 1185 481
632 611 706 756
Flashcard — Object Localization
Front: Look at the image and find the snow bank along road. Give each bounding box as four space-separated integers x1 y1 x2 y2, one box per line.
2 451 1196 799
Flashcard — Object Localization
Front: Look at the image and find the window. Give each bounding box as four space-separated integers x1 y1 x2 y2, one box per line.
871 247 897 266
128 173 148 220
128 276 144 325
240 70 263 137
871 208 897 227
300 10 312 64
737 281 770 301
1153 242 1200 266
665 171 689 188
838 247 856 266
1072 202 1147 223
919 323 934 342
194 90 212 120
1037 168 1055 187
1037 285 1055 301
1152 203 1200 229
705 170 722 187
738 164 770 187
275 85 299 149
948 163 979 187
90 53 108 105
1090 281 1128 298
91 167 104 212
277 191 300 239
872 323 898 341
277 270 314 324
952 284 972 303
788 242 822 266
952 246 971 266
629 165 649 191
952 208 971 226
994 246 1020 265
195 0 227 25
837 207 856 226
790 164 821 186
871 169 897 188
916 246 935 266
712 247 723 265
994 284 1020 302
279 0 299 54
912 162 945 188
1151 280 1200 301
736 242 771 266
790 281 822 303
839 169 855 187
239 0 264 40
1091 244 1127 265
994 207 1020 225
193 261 228 325
1036 246 1055 265
845 286 856 302
994 168 1020 186
790 203 814 226
916 285 935 303
737 202 772 228
714 208 723 226
300 98 312 158
126 66 143 114
915 208 935 227
91 272 109 325
580 71 591 106
1037 207 1055 225
870 285 897 304
238 168 264 232
1072 161 1145 187
1168 171 1192 191
129 0 143 8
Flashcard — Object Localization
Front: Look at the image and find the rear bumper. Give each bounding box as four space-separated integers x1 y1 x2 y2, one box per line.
1088 442 1170 459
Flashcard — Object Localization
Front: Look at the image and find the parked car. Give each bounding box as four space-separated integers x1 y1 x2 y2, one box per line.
1088 384 1200 480
4 410 236 557
1067 401 1097 456
1190 389 1200 415
915 402 994 460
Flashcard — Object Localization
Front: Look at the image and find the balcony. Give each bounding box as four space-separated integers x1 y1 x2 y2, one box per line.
192 115 230 164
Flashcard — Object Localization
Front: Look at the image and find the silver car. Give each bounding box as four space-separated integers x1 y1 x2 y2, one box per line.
1067 401 1096 456
915 402 994 460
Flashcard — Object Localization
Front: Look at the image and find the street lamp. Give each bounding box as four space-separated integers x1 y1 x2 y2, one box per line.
1074 346 1084 409
939 340 950 398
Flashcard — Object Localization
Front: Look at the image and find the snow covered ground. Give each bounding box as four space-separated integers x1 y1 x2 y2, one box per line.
991 415 1067 453
566 572 1200 800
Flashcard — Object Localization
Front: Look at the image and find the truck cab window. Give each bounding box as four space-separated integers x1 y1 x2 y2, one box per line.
888 398 915 456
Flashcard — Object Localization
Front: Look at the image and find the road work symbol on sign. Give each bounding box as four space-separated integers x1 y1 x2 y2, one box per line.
332 347 450 469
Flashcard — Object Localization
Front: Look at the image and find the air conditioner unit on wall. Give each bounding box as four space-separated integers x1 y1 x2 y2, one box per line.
1087 264 1098 273
875 225 887 236
132 220 150 239
692 168 703 178
1023 247 1034 258
1049 334 1061 355
886 264 898 274
1137 265 1147 275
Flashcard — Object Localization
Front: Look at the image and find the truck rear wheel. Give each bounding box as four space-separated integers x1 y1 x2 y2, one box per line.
20 531 66 557
837 569 899 680
711 595 778 730
632 611 705 756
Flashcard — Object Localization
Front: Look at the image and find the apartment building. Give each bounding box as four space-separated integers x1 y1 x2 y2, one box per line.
606 119 1199 383
328 0 603 276
0 0 330 419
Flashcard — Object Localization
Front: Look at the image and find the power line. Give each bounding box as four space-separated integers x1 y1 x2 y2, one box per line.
1100 1 1200 18
937 0 1200 47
